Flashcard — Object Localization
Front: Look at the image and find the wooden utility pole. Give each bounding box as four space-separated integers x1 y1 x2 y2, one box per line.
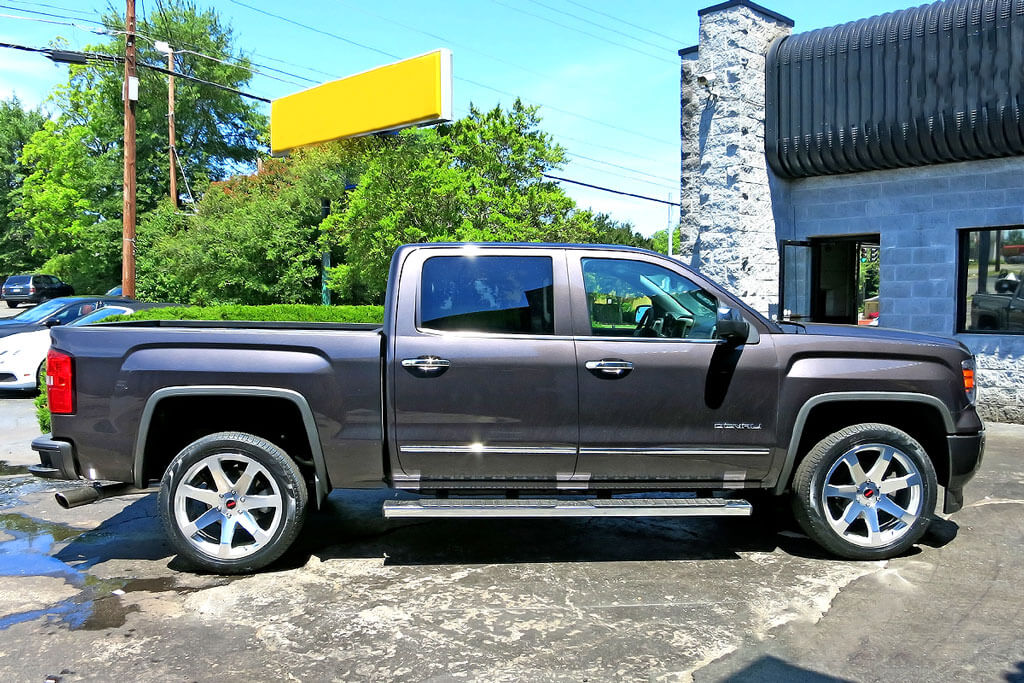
122 0 138 297
167 45 177 206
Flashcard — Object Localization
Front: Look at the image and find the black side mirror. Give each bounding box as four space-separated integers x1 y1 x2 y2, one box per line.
44 318 61 327
716 307 749 344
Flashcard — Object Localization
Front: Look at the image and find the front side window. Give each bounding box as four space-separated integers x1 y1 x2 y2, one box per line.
959 227 1024 334
582 258 718 339
420 255 554 335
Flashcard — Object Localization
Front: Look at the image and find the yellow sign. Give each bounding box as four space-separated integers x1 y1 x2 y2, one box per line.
271 49 453 155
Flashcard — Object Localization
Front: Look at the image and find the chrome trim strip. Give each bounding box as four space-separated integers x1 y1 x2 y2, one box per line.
400 445 578 456
383 497 753 519
580 447 770 457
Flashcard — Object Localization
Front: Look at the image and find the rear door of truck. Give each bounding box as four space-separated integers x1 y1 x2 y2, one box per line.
388 246 579 482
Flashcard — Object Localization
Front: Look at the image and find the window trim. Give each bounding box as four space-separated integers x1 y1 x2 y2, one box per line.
415 253 558 337
957 225 1024 335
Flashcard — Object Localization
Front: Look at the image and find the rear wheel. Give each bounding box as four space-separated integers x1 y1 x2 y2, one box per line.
791 423 936 560
158 432 308 574
5 301 15 309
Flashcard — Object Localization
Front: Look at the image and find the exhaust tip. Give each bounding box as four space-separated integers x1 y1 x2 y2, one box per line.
55 486 101 509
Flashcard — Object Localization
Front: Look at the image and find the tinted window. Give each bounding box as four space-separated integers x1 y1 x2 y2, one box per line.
420 255 554 335
960 227 1024 334
582 258 718 339
4 276 30 286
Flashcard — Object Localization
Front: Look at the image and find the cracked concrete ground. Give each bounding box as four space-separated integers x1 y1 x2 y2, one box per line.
0 393 1020 681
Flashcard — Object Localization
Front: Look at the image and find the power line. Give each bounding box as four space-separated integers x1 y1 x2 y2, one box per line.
523 0 677 53
562 0 683 47
3 0 96 19
543 174 680 206
567 151 677 184
490 0 675 65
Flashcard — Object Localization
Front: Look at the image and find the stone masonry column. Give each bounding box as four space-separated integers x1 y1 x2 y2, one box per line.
679 1 792 315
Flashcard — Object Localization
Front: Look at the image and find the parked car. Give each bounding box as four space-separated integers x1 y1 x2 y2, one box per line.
31 243 984 574
0 302 171 391
970 270 1024 331
0 296 134 341
1 274 74 308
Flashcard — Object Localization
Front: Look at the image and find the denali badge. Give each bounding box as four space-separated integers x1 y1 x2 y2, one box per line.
714 422 763 430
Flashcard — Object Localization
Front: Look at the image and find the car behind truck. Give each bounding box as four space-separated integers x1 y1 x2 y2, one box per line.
31 244 985 573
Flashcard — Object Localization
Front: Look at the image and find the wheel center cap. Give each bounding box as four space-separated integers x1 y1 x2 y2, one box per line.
225 499 237 510
858 481 880 505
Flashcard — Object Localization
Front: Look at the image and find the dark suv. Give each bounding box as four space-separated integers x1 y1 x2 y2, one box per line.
1 274 74 308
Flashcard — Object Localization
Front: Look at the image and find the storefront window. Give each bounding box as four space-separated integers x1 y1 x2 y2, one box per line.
959 227 1024 334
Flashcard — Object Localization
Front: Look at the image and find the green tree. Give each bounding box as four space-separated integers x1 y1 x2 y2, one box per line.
650 226 682 256
328 101 610 303
589 213 652 249
15 0 267 292
0 97 46 276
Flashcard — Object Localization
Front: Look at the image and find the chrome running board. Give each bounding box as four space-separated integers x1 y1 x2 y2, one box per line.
382 497 752 519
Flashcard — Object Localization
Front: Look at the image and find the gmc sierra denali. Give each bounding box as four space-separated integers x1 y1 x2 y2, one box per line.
31 244 985 573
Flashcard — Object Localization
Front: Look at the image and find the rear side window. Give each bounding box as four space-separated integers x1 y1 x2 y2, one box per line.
420 255 554 335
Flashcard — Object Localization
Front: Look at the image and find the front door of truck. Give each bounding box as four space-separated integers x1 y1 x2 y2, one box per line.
569 252 778 485
390 247 579 483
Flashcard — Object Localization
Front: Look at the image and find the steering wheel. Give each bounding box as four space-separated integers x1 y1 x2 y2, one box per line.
634 307 657 337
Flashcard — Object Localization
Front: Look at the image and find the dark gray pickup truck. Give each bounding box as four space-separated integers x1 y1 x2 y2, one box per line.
31 244 985 573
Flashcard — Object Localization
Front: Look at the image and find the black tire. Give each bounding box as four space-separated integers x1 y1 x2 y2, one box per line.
158 431 308 574
791 423 937 560
5 301 15 309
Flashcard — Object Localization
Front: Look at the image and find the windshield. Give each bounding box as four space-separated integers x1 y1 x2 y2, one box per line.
10 298 69 323
68 307 131 327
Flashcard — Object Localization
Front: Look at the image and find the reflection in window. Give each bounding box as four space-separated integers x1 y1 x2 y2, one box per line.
960 227 1024 333
420 255 554 335
582 258 717 338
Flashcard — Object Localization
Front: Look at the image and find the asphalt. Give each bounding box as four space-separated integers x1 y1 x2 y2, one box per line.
0 391 1020 681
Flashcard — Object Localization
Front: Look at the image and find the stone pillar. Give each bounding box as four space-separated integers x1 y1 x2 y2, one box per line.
679 1 792 315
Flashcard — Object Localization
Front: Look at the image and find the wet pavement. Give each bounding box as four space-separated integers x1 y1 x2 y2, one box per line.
0 411 1019 681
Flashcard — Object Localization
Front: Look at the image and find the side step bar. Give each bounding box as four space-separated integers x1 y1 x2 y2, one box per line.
383 497 752 519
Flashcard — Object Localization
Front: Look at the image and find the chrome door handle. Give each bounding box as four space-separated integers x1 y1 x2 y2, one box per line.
585 360 634 376
401 357 451 372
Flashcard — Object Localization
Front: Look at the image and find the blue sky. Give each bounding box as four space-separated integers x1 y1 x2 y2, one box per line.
1 0 921 235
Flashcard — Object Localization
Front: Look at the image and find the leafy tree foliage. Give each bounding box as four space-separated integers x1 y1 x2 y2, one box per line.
0 98 46 276
14 0 266 292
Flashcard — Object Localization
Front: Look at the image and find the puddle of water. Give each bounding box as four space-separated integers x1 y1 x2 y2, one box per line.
0 461 30 476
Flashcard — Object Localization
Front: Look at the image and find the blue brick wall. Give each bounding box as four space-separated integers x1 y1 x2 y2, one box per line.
774 156 1024 423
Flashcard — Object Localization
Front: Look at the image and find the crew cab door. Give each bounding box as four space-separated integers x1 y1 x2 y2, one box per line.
568 251 778 485
389 247 579 483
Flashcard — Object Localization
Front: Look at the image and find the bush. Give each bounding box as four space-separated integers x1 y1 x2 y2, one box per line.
37 304 385 429
106 304 384 324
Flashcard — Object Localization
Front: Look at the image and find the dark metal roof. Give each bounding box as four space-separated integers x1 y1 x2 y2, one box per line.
698 1 794 26
766 0 1024 178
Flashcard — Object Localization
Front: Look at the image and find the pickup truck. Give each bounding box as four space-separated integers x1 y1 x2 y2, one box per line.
970 270 1024 331
31 244 985 573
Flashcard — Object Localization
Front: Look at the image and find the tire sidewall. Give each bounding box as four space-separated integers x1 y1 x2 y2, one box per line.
793 423 937 560
158 432 307 574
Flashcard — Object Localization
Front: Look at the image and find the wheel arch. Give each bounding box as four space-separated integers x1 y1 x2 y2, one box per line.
134 386 329 504
772 391 954 495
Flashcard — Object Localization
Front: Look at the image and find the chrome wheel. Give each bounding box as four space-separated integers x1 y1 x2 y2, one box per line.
820 442 924 548
172 452 284 560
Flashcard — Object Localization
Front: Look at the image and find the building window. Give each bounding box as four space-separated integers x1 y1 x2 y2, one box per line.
959 227 1024 334
420 255 554 335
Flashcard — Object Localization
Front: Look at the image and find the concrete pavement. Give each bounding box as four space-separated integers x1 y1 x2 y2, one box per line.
0 396 1019 681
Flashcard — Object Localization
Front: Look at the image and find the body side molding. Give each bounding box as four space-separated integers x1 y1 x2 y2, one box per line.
133 385 330 503
771 391 956 495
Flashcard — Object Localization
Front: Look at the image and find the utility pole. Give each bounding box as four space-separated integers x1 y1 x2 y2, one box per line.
155 41 177 205
122 0 138 297
321 198 331 305
666 192 673 257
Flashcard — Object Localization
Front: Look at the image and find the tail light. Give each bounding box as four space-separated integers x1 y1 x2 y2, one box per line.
46 349 74 414
961 358 977 405
29 285 36 293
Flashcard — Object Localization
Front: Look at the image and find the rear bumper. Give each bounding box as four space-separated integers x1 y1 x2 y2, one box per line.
942 429 985 513
30 434 79 480
1 293 39 304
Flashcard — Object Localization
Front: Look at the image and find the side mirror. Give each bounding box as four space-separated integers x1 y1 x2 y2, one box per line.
44 318 62 327
716 307 749 344
634 305 652 324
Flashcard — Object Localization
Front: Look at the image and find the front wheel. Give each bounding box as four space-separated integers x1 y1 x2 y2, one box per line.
791 423 937 560
158 432 308 574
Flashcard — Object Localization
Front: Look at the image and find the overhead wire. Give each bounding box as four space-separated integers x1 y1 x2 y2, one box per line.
523 0 677 52
562 0 683 47
543 174 680 206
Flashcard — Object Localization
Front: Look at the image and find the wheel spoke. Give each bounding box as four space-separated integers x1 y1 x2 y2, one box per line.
867 447 894 481
841 501 864 527
843 453 868 484
180 484 221 508
863 507 881 544
233 462 260 496
218 517 237 557
181 507 221 538
207 457 233 494
236 511 272 545
240 494 280 511
878 472 921 495
825 484 859 500
877 495 917 525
